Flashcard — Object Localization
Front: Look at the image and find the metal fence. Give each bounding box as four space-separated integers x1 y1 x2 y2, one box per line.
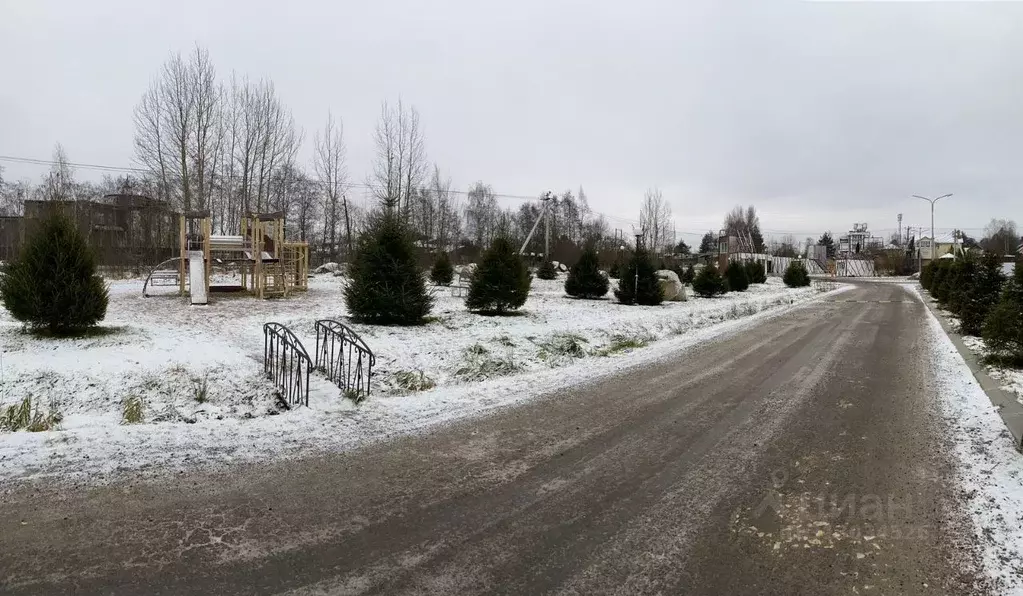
314 319 375 401
263 322 311 408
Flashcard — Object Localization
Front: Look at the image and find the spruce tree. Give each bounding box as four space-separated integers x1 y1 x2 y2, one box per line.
466 237 531 314
681 264 696 284
609 261 622 279
746 261 767 284
565 246 609 299
921 261 935 290
0 211 108 335
783 260 811 288
947 256 977 316
430 252 454 286
344 212 433 325
614 248 662 305
725 261 750 292
537 259 557 280
983 260 1023 362
959 252 1004 335
930 261 950 300
692 264 726 297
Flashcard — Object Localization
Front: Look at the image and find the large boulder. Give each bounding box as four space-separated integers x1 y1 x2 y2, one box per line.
655 269 687 301
314 262 341 274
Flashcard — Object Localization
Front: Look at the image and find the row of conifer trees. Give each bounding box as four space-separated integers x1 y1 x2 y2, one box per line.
922 254 1023 364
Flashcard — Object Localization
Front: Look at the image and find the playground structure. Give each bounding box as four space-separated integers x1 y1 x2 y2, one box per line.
144 211 309 303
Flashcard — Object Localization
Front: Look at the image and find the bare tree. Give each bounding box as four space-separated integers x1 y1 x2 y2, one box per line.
371 98 426 214
314 111 350 260
638 187 672 252
44 143 76 201
465 181 498 248
983 218 1019 255
723 205 765 253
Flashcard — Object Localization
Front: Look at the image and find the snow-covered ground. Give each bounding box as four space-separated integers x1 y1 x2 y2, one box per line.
912 285 1023 594
0 275 844 484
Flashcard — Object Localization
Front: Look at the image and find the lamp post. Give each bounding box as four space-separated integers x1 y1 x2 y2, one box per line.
912 194 952 263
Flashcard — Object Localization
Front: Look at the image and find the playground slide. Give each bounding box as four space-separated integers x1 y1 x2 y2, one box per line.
188 251 208 305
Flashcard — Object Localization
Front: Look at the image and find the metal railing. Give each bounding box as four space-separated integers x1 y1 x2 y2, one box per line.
263 322 311 408
315 319 375 401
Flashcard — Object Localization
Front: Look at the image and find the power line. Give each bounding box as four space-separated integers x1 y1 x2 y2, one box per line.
0 152 644 226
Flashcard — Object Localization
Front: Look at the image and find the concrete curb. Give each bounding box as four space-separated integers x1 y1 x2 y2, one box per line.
918 287 1023 452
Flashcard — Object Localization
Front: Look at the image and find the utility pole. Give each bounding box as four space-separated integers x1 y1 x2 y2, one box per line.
913 193 952 265
897 213 903 246
634 231 644 297
544 191 552 260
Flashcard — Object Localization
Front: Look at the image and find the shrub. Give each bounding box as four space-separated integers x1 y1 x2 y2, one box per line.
393 370 436 392
783 261 811 288
537 259 557 280
467 237 531 314
344 212 433 325
746 261 767 284
614 249 663 306
122 395 144 425
692 264 726 297
946 257 977 316
608 261 622 279
983 260 1023 363
565 246 609 299
0 211 108 335
430 252 454 286
930 260 951 300
921 261 936 290
725 261 750 292
681 264 696 285
959 252 1005 336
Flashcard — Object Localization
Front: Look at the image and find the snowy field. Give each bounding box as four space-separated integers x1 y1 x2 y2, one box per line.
912 285 1023 594
0 274 843 484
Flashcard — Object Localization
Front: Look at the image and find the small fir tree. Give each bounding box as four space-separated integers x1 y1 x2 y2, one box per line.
344 212 433 325
682 264 696 285
983 260 1023 362
0 211 108 335
921 261 936 290
614 249 663 306
947 256 977 316
692 264 726 297
537 259 557 280
783 260 811 288
466 237 532 314
959 252 1004 335
746 261 767 284
565 246 609 299
725 261 750 292
430 252 454 286
609 261 622 279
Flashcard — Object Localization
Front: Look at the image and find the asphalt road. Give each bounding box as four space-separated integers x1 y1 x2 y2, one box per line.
0 282 990 595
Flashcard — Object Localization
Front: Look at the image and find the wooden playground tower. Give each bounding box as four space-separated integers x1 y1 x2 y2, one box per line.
177 211 309 302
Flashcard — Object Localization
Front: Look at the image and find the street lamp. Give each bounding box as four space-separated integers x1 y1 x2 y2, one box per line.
913 193 952 262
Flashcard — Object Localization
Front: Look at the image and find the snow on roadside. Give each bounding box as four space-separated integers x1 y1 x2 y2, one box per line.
960 336 1023 408
0 277 848 484
913 286 1023 594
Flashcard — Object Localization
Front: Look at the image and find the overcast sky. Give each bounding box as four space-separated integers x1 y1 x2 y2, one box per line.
2 0 1022 243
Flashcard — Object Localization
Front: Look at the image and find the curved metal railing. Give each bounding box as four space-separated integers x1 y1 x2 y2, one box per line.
142 257 184 297
263 322 311 408
315 319 375 401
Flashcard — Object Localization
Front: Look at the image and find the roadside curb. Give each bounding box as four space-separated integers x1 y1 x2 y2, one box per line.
918 287 1023 452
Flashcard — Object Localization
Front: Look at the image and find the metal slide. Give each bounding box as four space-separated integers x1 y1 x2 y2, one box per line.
188 251 208 305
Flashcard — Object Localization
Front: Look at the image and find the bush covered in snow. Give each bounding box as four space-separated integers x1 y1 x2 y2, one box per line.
614 249 662 306
430 252 454 286
537 259 557 280
724 261 750 292
565 246 609 299
344 212 433 325
692 264 726 297
783 260 811 288
0 211 108 335
466 237 531 314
